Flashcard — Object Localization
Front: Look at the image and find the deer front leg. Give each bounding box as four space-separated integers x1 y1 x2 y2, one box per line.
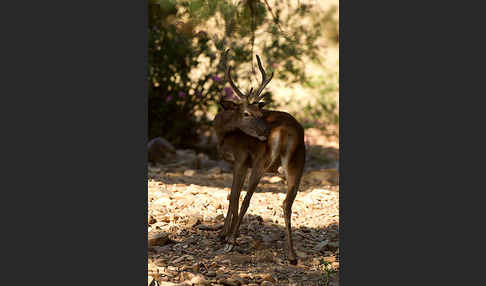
227 157 266 244
221 201 233 241
221 162 248 242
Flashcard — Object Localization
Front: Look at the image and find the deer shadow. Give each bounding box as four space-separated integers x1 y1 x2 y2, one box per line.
149 144 339 195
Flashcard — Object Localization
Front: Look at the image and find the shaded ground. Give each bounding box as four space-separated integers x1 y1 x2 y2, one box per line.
148 128 339 286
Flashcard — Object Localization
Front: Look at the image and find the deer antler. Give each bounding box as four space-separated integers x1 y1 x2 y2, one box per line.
252 54 274 103
223 49 246 102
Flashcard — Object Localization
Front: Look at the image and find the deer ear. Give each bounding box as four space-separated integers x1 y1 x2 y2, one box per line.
220 100 238 110
257 101 266 109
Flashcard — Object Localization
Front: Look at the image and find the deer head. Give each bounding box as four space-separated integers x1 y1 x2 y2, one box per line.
218 50 274 141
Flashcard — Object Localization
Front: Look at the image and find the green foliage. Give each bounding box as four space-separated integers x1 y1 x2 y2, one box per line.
148 1 222 146
148 0 337 145
299 74 339 129
320 259 338 286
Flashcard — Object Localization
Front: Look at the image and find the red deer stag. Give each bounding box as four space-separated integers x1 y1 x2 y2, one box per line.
213 50 306 264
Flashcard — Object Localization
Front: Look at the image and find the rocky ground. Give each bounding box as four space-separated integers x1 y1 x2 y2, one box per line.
148 128 339 286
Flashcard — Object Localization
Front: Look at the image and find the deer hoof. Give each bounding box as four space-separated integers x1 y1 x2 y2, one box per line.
223 243 234 253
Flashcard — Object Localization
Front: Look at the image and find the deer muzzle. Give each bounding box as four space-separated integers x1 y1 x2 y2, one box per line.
255 118 270 141
239 117 270 141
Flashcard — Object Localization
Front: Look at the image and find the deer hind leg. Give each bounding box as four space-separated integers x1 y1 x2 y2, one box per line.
282 144 305 265
227 157 266 244
221 162 248 241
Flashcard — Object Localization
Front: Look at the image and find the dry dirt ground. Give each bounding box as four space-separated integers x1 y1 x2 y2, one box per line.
148 128 339 286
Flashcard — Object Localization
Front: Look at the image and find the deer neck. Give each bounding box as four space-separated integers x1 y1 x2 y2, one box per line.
214 111 239 146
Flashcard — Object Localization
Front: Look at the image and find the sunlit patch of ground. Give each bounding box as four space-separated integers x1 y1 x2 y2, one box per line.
148 151 339 285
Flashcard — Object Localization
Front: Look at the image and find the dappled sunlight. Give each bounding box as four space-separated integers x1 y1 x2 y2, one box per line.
148 0 339 284
148 147 339 284
148 198 339 285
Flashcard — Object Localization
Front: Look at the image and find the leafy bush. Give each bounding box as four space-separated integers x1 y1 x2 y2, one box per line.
148 2 220 146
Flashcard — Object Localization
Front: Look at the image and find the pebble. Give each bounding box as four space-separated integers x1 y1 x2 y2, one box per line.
208 167 222 174
206 271 216 277
184 169 196 176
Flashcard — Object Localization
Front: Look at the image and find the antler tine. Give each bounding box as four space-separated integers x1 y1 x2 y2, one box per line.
253 54 274 103
223 49 245 101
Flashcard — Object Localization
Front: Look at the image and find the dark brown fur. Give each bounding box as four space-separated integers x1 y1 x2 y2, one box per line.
215 109 306 264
